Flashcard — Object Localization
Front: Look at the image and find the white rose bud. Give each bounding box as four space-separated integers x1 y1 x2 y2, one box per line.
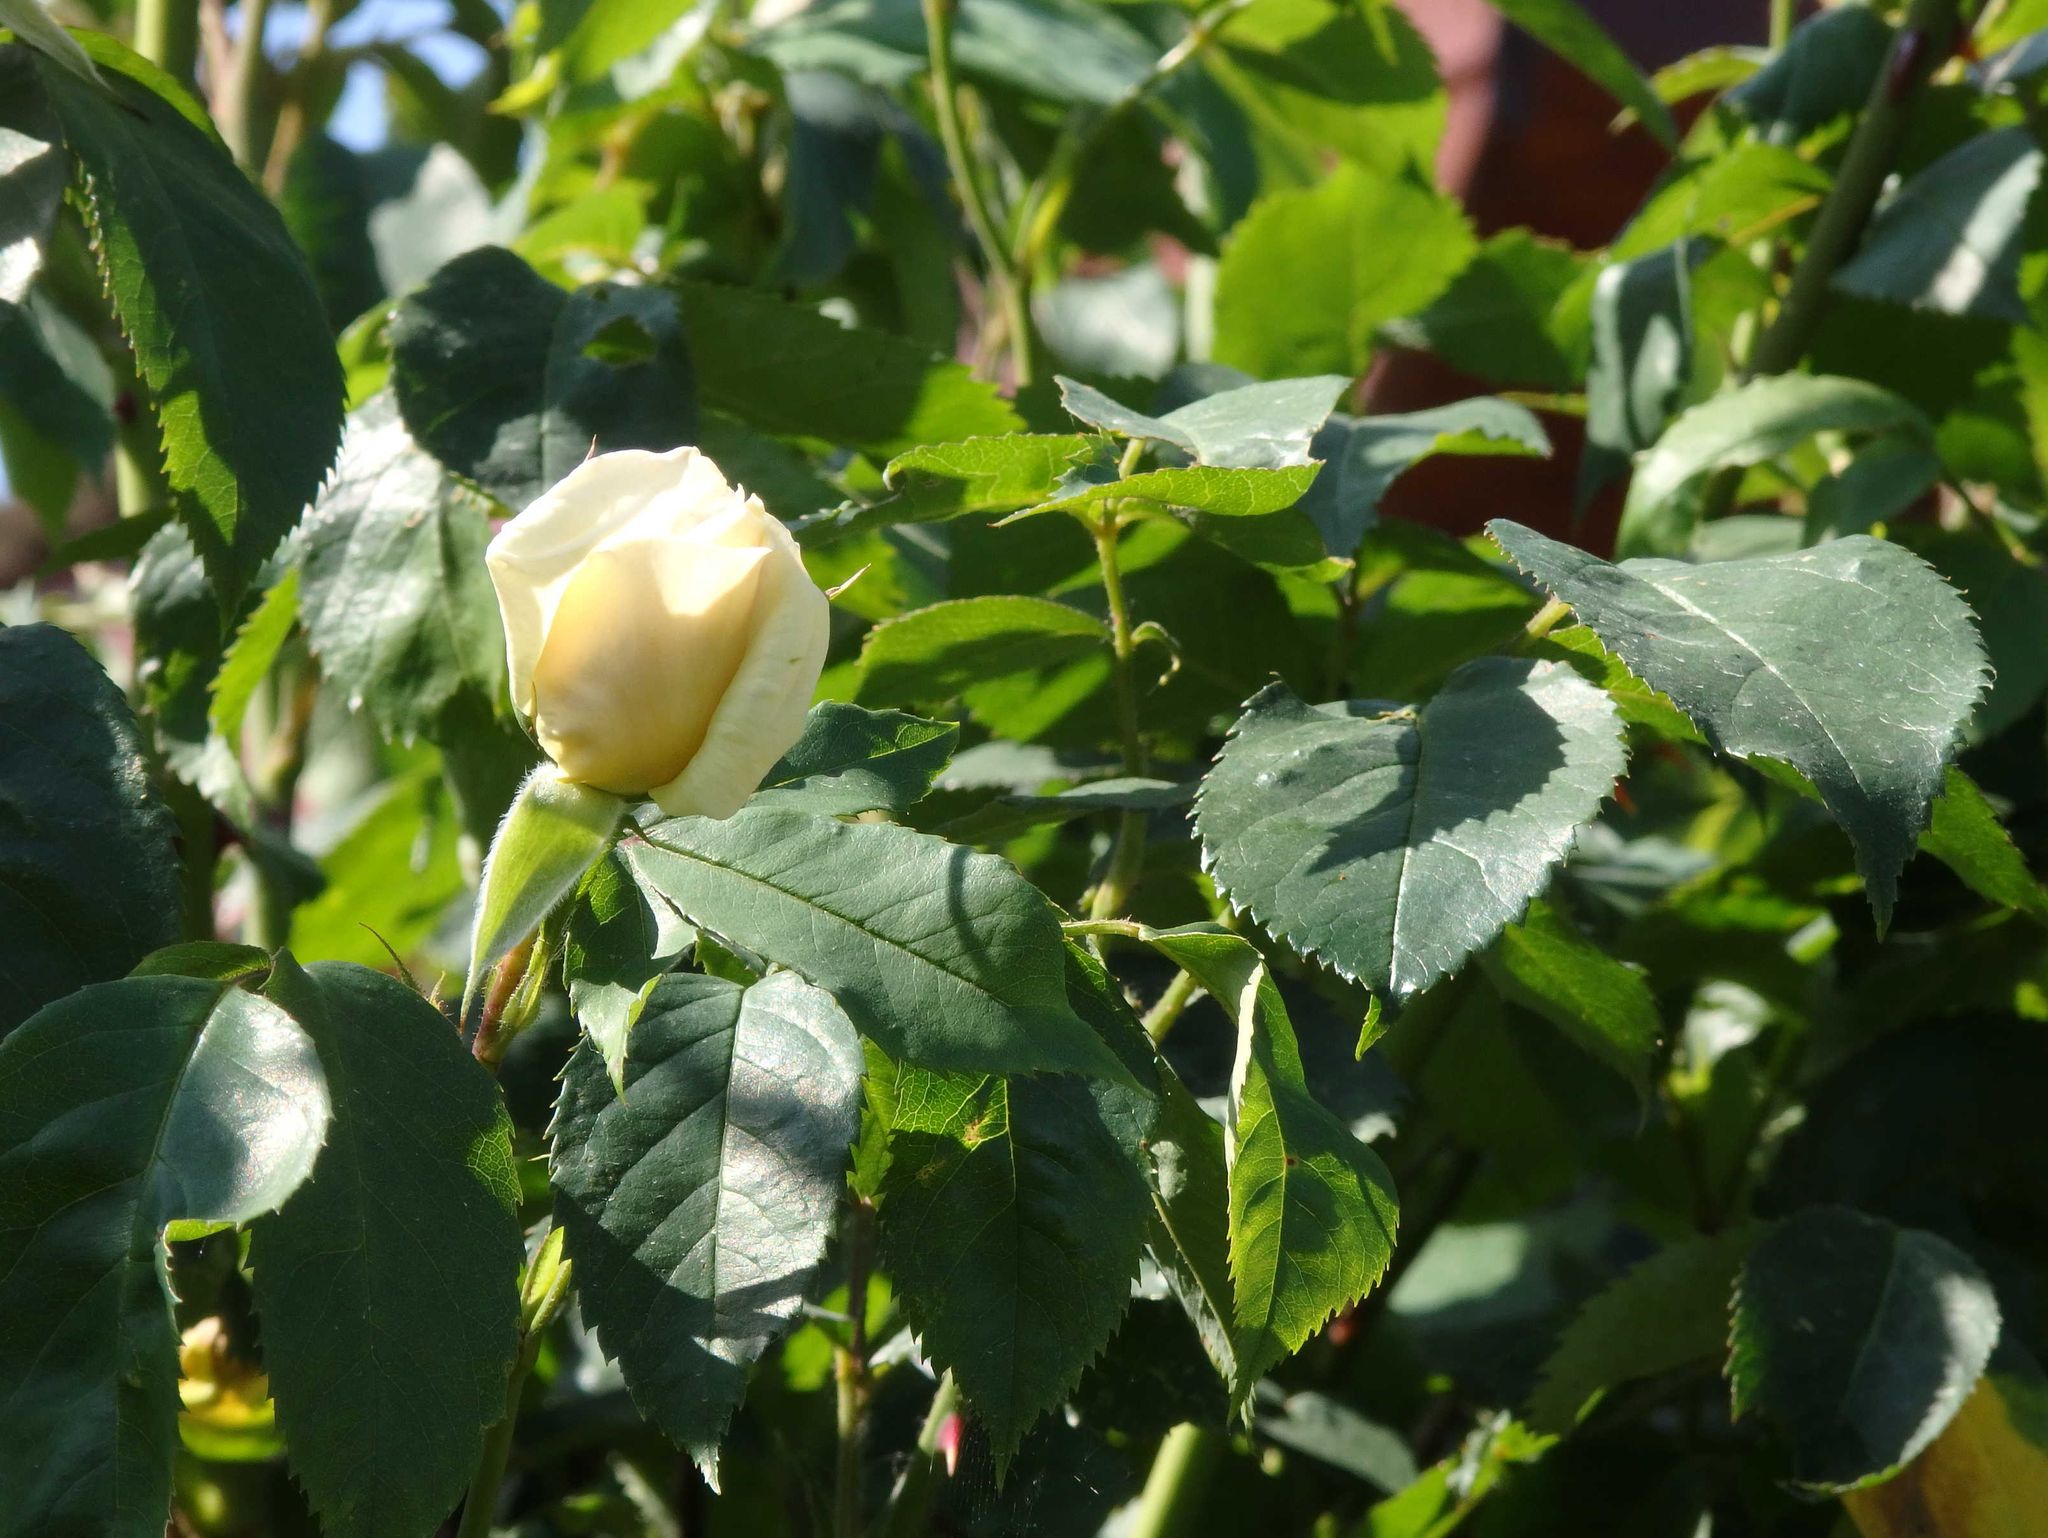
485 446 829 820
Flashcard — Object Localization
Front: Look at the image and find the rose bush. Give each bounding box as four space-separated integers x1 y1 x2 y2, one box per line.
487 447 828 818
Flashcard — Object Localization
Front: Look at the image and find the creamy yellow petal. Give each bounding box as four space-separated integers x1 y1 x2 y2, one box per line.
487 446 715 717
528 535 768 796
651 515 830 819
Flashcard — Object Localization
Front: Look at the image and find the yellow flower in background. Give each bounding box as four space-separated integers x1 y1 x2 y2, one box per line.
486 447 829 819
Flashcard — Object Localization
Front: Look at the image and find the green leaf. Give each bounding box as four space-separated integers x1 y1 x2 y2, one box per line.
1392 229 1589 390
1579 241 1701 508
1920 768 2048 925
1725 3 1890 145
1617 374 1930 557
563 849 693 1086
1730 1207 2001 1493
942 777 1192 845
33 35 343 610
880 433 1102 522
551 970 864 1483
1196 660 1625 1003
1526 1226 1758 1433
391 248 697 509
880 1063 1149 1465
0 623 180 1035
1610 141 1829 262
1835 128 2043 324
1143 1063 1239 1389
0 974 329 1537
207 568 300 749
752 701 959 816
623 807 1132 1080
1209 0 1445 181
287 764 465 970
1482 900 1660 1096
1299 399 1549 557
1143 924 1398 1407
675 278 1018 457
1213 163 1476 380
1054 373 1350 469
469 765 626 1006
1030 461 1322 523
297 391 506 739
249 959 523 1538
1481 0 1676 147
0 49 63 304
1490 520 1988 927
854 595 1107 708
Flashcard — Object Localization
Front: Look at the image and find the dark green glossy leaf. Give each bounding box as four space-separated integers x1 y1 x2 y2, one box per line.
392 248 697 510
297 392 505 740
1579 240 1702 509
675 278 1018 456
0 975 328 1537
752 701 959 816
1920 768 2048 925
0 50 64 304
1393 228 1588 390
1730 1207 2001 1493
623 807 1132 1080
1197 660 1624 1003
1725 3 1890 144
34 35 344 609
551 971 863 1482
250 959 524 1538
1835 128 2043 324
1483 900 1660 1096
1491 520 1987 926
563 849 694 1085
0 624 180 1035
1527 1226 1758 1432
943 776 1192 845
880 1062 1148 1465
1617 374 1929 557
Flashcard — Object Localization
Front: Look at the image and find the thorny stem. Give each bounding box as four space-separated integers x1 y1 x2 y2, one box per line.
834 1199 878 1538
921 0 1036 386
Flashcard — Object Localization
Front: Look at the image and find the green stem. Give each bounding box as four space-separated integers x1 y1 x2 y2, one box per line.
877 1374 961 1538
1086 504 1150 923
261 0 334 194
221 0 275 171
1695 0 1962 526
1141 968 1203 1044
834 1200 878 1538
920 0 1035 386
457 1231 574 1538
1769 0 1796 51
133 0 199 81
1125 1425 1225 1538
